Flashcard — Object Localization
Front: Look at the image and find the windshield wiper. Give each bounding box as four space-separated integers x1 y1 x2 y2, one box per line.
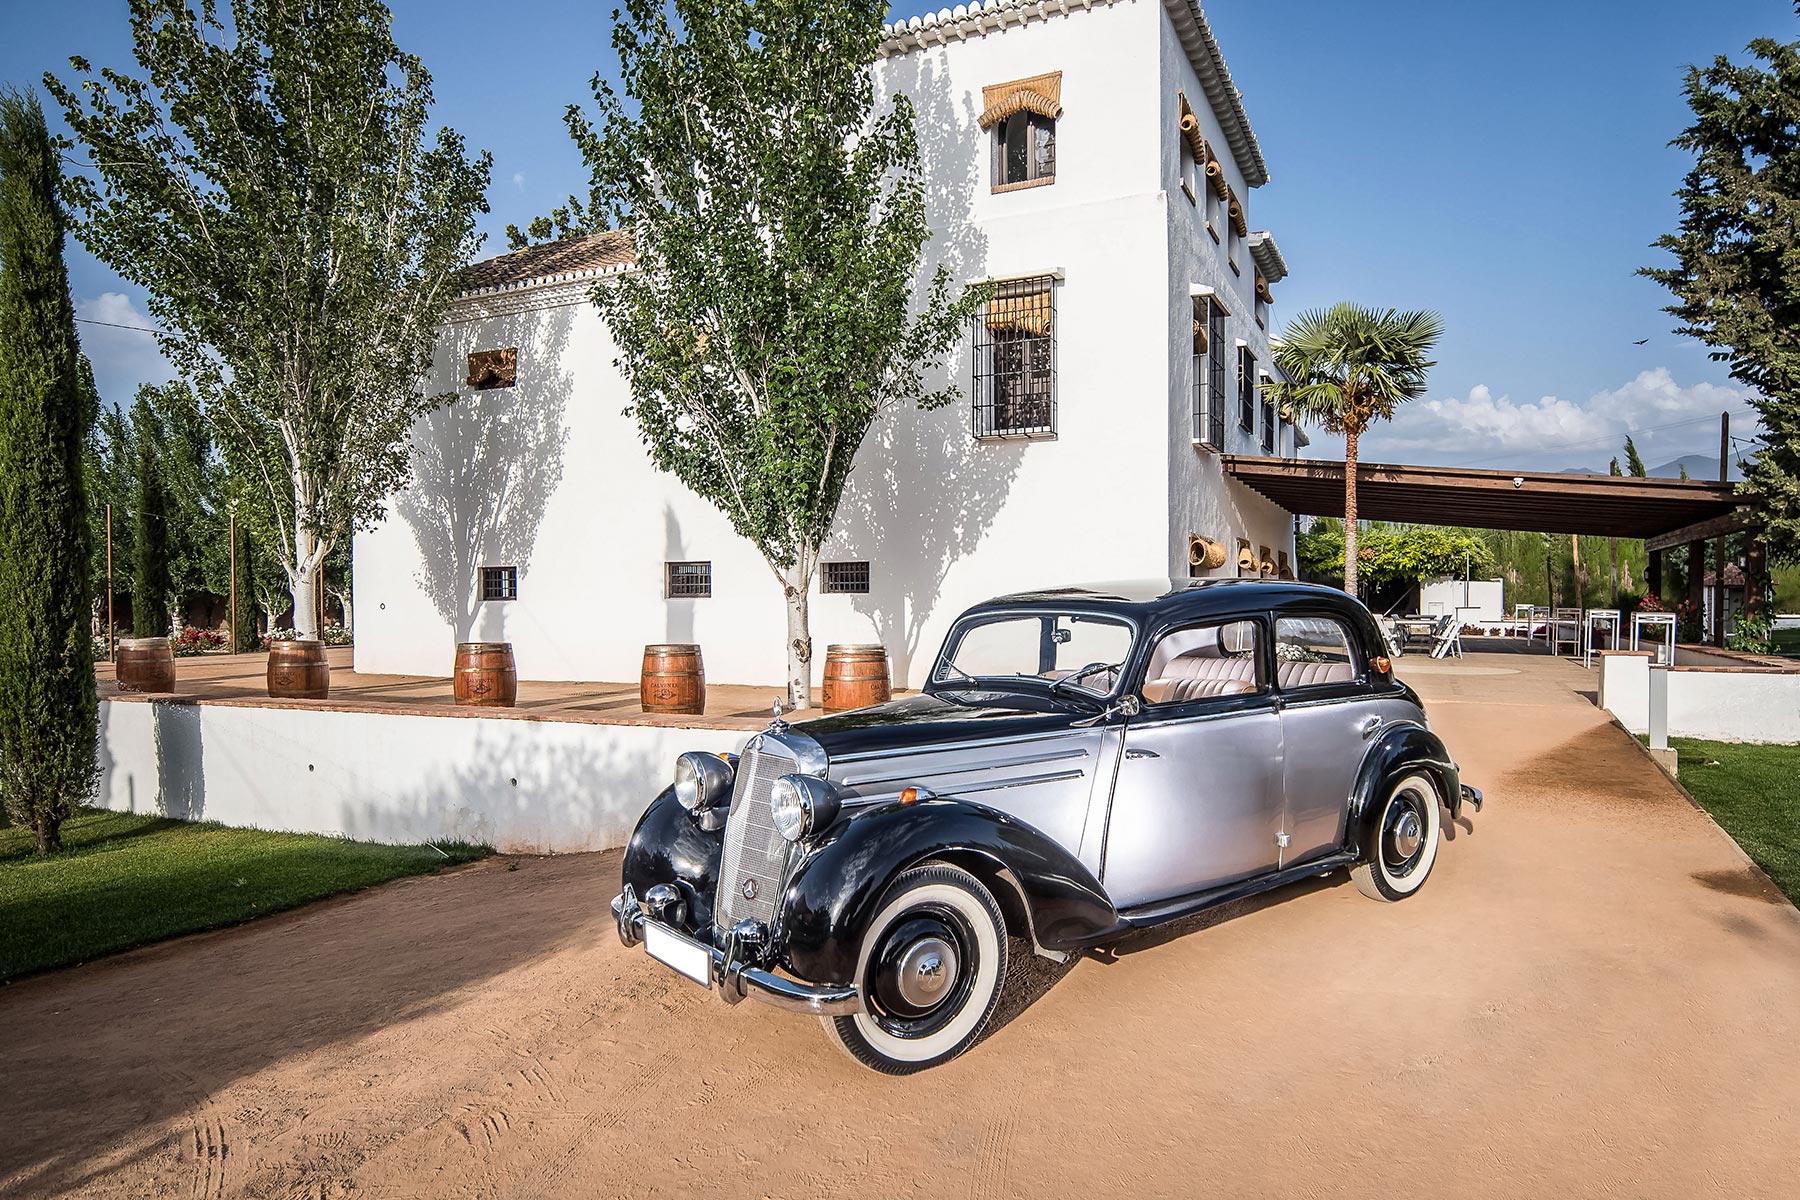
1047 661 1121 699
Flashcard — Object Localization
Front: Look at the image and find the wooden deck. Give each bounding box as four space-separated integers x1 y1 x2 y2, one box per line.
96 646 839 732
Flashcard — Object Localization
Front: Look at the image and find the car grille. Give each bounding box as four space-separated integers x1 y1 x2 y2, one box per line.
715 737 795 934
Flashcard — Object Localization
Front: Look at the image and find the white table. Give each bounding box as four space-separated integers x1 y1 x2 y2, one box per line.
1584 609 1621 669
1632 612 1678 666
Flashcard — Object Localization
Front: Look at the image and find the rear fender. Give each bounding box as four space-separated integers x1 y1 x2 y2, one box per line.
1348 723 1463 858
778 798 1119 984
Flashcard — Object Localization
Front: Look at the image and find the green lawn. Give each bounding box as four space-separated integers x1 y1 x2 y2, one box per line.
1666 738 1800 903
1772 627 1800 657
0 808 491 981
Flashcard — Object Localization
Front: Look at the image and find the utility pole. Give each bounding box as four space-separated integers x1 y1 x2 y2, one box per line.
1714 412 1729 646
105 503 114 662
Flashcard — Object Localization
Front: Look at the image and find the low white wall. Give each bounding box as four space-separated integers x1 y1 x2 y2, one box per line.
97 700 744 853
1598 654 1800 744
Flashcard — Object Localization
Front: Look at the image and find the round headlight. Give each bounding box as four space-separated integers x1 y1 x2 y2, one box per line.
770 776 808 841
769 774 841 843
673 751 733 812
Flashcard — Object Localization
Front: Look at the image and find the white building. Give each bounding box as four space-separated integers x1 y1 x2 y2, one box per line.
354 0 1301 690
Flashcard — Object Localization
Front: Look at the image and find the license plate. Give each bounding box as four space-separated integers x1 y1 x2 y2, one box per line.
645 922 712 989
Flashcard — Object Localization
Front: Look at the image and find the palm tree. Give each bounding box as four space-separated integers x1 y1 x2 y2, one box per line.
1270 303 1443 598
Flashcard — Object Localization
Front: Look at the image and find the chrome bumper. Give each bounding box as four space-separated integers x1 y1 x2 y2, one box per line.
1460 784 1483 813
611 885 861 1017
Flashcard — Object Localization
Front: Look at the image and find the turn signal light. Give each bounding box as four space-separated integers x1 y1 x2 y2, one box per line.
1371 655 1392 676
899 787 919 806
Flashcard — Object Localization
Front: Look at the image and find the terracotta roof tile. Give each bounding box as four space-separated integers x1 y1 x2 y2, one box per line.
458 231 635 296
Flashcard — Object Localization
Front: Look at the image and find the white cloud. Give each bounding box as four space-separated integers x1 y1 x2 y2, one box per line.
75 292 173 410
1310 368 1758 472
512 172 525 190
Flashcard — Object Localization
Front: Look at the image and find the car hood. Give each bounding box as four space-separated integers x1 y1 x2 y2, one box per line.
794 691 1083 760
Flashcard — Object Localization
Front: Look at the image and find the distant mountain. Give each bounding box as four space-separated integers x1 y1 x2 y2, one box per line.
1554 455 1738 481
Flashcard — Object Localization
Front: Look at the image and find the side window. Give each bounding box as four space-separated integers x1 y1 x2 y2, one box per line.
1274 615 1358 690
981 73 1061 192
1141 619 1264 706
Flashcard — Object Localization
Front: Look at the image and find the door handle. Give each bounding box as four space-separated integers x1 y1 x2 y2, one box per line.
1360 715 1382 740
1124 748 1160 760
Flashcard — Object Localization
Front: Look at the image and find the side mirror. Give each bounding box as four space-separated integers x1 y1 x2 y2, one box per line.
1074 694 1142 727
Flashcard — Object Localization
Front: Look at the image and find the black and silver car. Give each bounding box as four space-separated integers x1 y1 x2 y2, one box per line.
612 579 1482 1073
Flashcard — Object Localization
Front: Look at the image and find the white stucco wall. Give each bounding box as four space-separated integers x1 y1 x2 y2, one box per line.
354 0 1293 690
96 699 743 853
1598 653 1800 744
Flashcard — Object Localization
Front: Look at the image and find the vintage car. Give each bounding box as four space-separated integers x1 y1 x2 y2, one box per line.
612 579 1481 1073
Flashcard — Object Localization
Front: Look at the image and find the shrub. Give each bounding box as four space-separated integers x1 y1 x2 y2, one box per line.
169 626 226 657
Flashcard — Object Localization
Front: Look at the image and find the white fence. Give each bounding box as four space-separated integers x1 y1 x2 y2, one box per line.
97 700 745 853
1598 653 1800 745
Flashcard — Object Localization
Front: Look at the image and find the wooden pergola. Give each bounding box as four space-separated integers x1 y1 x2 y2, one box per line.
1223 456 1761 644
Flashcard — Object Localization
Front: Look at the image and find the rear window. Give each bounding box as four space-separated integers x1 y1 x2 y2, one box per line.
1274 615 1358 689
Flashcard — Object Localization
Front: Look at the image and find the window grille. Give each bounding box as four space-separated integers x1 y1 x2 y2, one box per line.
973 276 1056 438
1207 304 1227 448
665 561 712 599
1238 346 1255 432
821 561 871 594
481 565 518 601
467 348 517 389
994 113 1055 188
1260 382 1276 453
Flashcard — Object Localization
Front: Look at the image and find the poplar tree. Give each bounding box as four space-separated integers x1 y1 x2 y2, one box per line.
0 89 98 855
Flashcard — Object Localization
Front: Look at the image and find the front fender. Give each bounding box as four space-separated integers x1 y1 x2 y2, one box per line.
778 798 1119 985
620 787 724 936
1349 723 1463 858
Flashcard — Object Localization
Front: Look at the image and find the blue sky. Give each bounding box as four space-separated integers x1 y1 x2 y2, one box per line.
4 0 1793 472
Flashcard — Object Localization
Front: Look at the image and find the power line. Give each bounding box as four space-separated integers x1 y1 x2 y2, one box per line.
75 315 162 334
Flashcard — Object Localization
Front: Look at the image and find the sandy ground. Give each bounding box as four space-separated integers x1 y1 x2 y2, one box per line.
6 653 1800 1199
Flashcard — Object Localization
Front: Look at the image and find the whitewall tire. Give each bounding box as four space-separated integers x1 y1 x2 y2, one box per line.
1350 772 1442 902
822 864 1008 1074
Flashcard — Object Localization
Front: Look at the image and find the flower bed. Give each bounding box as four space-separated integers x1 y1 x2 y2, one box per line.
171 626 228 657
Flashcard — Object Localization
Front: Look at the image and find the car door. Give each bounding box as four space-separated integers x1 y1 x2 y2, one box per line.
1273 612 1379 865
1101 618 1286 909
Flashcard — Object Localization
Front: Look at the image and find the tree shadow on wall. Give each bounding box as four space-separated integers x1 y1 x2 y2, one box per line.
150 700 205 821
836 53 1019 681
396 303 574 647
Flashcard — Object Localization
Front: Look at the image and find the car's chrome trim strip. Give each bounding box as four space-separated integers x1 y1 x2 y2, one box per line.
828 728 1087 765
839 746 1090 787
949 769 1087 796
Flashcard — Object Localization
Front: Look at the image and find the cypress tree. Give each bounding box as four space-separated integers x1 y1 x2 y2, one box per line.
129 393 171 637
230 516 257 652
0 89 98 855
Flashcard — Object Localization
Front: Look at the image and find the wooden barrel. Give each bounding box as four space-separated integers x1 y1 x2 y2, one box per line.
267 639 330 700
454 642 518 707
115 637 176 693
822 644 892 713
641 644 705 715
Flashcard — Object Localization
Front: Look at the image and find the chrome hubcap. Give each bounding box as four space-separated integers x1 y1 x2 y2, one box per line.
894 936 958 1009
1392 810 1423 859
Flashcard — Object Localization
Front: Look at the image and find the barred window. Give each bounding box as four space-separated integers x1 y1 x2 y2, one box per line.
973 276 1056 438
1259 376 1275 453
1192 297 1226 449
665 561 711 599
481 565 518 601
821 560 871 594
467 347 516 389
1238 345 1256 432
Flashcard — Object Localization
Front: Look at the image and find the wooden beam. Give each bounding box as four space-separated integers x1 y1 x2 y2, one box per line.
1643 510 1753 552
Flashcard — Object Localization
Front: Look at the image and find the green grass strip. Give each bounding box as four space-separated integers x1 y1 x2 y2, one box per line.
0 808 491 981
1665 738 1800 904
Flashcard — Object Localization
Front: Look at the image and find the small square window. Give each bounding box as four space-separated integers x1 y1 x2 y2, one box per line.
665 561 712 599
467 348 517 389
481 566 518 601
821 561 871 594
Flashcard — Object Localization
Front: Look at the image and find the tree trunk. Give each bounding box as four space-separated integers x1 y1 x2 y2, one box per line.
1570 535 1583 606
290 518 321 639
35 817 60 856
332 584 353 636
783 561 813 711
1342 427 1360 598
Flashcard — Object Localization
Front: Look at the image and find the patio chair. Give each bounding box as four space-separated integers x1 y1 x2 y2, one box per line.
1378 616 1407 658
1551 607 1582 656
1428 614 1464 660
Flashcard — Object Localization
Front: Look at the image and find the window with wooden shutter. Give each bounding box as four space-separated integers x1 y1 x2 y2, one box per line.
973 275 1056 438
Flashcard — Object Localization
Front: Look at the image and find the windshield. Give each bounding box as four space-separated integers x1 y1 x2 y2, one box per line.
933 612 1134 697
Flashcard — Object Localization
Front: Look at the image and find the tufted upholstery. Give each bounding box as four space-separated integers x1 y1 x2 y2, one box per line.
1142 650 1257 704
1275 660 1353 688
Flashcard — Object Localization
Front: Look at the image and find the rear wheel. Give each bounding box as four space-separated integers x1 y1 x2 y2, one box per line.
1350 772 1442 901
821 864 1008 1075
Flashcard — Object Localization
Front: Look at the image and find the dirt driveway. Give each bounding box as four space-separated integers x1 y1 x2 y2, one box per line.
6 655 1800 1199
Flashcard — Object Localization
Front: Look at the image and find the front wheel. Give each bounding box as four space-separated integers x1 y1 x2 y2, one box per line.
821 864 1008 1074
1350 772 1442 901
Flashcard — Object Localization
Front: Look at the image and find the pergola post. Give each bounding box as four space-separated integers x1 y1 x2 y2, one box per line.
1646 547 1664 602
1686 541 1705 645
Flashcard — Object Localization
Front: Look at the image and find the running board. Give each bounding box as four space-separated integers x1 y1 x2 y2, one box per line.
1116 852 1359 930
